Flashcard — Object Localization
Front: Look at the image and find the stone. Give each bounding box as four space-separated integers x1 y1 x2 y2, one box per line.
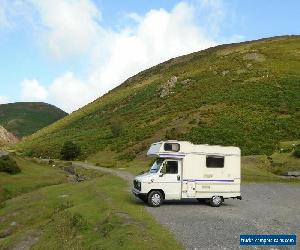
0 126 19 145
159 76 178 98
63 166 76 175
10 221 17 226
0 228 12 238
243 53 266 62
222 70 229 76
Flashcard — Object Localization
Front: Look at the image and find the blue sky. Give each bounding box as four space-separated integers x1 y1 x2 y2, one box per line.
0 0 299 112
100 0 300 38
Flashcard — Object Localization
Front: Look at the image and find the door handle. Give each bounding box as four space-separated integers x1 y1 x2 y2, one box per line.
177 175 180 181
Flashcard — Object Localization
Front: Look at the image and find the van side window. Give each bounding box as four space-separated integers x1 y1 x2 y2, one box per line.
164 143 180 152
165 161 178 174
206 156 224 168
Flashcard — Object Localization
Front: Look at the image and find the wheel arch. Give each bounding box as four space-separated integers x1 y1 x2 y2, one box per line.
148 189 165 199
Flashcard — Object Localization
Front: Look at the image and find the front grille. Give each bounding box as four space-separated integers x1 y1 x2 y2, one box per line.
133 180 141 191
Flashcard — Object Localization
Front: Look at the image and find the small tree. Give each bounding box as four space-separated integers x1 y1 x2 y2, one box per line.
293 146 300 158
60 141 81 160
0 155 21 174
110 119 123 137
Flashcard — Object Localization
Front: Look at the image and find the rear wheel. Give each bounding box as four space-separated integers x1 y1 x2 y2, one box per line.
148 191 163 207
209 196 223 207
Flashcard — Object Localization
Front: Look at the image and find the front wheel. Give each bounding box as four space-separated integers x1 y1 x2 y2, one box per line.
209 196 223 207
148 191 163 207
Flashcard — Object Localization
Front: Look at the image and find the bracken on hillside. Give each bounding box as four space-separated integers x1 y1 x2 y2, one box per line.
16 36 300 159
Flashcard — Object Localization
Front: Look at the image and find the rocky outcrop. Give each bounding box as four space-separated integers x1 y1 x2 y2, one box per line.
243 52 266 62
159 76 178 98
0 126 19 145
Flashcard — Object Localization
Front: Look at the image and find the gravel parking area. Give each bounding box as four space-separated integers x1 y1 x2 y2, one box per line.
146 184 300 250
75 162 299 250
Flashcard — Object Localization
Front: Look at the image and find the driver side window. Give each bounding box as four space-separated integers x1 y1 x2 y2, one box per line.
164 161 178 174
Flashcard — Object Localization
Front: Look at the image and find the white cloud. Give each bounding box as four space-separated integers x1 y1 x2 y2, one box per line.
48 72 94 112
86 2 217 97
0 0 36 29
0 96 9 104
127 12 142 23
199 0 225 36
17 0 235 112
21 79 48 101
0 1 10 27
30 0 102 59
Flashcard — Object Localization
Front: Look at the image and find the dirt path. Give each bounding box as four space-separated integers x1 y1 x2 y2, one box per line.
72 162 134 184
0 150 8 157
11 232 40 250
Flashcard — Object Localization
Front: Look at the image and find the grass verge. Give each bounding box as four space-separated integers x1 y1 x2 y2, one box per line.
0 158 182 250
0 157 67 203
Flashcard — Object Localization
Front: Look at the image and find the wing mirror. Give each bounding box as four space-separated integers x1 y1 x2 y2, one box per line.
159 163 167 177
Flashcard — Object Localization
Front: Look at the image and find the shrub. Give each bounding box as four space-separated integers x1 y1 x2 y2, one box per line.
70 213 87 230
110 119 123 137
0 202 5 209
60 141 81 160
165 127 181 140
0 155 21 174
117 151 136 161
293 147 300 158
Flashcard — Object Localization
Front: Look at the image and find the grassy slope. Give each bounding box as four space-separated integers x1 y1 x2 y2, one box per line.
0 158 181 249
0 102 67 138
241 152 300 183
16 36 300 161
0 157 67 202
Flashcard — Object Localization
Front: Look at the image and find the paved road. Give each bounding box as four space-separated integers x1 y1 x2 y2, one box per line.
75 162 300 250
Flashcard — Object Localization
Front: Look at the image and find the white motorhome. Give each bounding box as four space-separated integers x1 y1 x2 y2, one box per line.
132 140 241 207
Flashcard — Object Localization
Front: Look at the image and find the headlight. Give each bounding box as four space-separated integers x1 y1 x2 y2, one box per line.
134 180 141 191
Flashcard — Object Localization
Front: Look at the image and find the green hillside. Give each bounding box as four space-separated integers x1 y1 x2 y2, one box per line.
16 36 300 160
0 102 67 138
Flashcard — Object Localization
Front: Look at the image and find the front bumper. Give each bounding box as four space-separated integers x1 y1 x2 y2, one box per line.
132 188 147 201
132 188 141 195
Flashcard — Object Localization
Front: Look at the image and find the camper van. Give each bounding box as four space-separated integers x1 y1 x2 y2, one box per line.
132 141 241 207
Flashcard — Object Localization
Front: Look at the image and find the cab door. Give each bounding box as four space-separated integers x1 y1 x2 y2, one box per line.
159 160 182 200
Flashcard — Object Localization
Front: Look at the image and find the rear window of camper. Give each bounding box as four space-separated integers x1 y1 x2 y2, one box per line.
206 156 224 168
164 143 180 152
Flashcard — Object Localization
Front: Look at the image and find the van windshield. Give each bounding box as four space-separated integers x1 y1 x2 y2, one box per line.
149 159 164 173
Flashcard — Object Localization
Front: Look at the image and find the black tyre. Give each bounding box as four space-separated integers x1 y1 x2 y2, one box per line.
148 191 163 207
209 196 223 207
